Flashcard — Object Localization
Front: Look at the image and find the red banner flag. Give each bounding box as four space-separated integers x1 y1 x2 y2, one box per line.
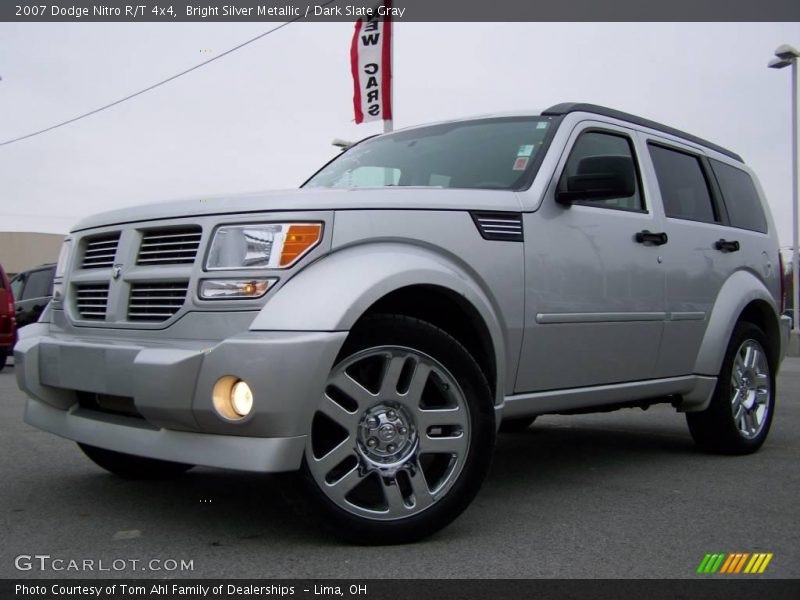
350 5 392 125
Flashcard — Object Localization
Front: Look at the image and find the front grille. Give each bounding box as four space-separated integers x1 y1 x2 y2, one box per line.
128 281 189 322
137 227 202 265
82 233 121 269
471 211 524 242
75 284 110 320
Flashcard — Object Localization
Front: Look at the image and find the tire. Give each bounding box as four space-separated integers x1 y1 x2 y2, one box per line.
0 349 6 372
686 322 775 455
78 443 194 479
499 416 537 433
301 314 496 544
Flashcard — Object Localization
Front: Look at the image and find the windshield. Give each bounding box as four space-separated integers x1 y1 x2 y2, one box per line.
303 117 555 191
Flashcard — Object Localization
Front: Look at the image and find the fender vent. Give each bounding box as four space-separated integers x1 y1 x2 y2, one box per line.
471 211 524 242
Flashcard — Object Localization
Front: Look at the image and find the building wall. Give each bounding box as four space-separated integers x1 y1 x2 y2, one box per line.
0 232 64 276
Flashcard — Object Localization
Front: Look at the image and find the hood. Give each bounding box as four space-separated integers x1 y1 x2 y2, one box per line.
71 187 525 232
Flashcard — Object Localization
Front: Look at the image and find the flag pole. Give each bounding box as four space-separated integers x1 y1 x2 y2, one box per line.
383 4 393 134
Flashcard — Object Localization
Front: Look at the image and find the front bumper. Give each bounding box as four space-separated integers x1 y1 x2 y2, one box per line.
15 322 347 472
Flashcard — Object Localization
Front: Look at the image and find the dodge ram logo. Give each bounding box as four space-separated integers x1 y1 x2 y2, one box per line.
112 264 122 280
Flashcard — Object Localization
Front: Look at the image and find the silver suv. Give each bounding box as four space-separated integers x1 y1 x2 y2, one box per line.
16 104 791 543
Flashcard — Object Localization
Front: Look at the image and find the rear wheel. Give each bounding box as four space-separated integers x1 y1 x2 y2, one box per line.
78 443 194 479
0 349 6 372
686 322 775 455
302 315 495 544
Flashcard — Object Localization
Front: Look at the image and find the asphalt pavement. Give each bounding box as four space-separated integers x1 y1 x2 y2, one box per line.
1 356 798 579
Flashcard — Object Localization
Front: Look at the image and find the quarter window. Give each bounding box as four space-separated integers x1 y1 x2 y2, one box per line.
561 131 644 211
649 144 717 224
710 160 768 233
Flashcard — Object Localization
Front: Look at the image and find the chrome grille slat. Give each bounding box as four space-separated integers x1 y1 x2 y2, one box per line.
81 234 121 269
139 232 202 241
75 283 110 320
136 227 201 266
128 281 189 323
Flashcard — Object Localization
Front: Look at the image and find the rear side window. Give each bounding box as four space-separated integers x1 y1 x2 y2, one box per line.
649 144 717 224
710 160 768 233
21 268 54 300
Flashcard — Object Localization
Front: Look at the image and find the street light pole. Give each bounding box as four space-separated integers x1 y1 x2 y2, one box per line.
769 44 800 334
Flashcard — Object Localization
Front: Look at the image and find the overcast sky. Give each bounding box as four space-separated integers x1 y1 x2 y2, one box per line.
0 22 798 252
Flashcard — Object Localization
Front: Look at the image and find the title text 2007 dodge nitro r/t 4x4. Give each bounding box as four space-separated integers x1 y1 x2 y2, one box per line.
16 103 791 543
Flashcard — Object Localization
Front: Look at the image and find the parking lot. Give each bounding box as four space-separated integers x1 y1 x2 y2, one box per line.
1 356 798 579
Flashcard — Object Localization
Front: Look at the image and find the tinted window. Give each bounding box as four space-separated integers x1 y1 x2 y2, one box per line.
561 131 643 210
304 117 553 191
21 268 54 300
710 160 768 233
649 144 716 223
10 276 23 300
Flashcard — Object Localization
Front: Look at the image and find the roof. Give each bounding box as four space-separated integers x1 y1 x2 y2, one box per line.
542 103 743 162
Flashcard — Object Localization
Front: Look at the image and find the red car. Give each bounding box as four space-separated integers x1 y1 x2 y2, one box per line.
0 263 16 371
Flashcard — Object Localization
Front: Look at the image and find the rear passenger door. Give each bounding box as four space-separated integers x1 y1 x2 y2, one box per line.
642 138 766 377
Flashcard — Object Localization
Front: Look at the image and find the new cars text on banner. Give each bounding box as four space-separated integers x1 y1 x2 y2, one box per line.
350 6 392 124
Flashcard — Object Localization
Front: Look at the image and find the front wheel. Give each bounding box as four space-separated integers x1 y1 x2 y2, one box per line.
302 315 496 544
686 322 775 455
78 443 194 479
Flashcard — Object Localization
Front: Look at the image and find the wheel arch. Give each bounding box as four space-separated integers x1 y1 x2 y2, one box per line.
353 284 498 402
694 269 781 376
249 243 508 404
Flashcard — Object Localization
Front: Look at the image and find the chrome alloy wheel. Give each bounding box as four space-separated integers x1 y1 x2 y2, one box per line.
306 346 471 521
730 339 771 440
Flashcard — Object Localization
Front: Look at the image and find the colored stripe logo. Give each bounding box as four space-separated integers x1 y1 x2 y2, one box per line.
697 553 773 574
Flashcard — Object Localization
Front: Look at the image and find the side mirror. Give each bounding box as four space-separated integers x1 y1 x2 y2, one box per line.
556 155 636 204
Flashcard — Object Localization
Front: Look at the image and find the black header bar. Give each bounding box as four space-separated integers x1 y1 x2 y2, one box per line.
3 0 800 22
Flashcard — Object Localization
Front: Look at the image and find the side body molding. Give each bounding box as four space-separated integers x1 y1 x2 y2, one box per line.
249 243 509 405
693 269 780 377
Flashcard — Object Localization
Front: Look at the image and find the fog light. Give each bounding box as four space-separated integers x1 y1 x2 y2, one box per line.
212 376 254 421
231 381 253 416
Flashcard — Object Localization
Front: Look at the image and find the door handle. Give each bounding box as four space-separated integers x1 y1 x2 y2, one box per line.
715 239 740 253
635 230 669 246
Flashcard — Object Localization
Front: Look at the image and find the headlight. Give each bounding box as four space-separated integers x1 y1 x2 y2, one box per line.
54 238 72 278
205 223 322 270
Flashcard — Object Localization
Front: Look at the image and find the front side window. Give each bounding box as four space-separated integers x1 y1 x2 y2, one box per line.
559 131 643 210
710 160 768 233
649 144 717 224
304 117 554 191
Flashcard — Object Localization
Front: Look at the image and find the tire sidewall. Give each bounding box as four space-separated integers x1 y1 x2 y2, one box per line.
701 322 776 453
301 315 496 544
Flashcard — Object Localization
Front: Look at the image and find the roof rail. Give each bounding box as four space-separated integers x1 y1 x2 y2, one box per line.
542 103 743 163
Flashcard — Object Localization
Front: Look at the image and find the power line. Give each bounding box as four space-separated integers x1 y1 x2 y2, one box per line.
0 1 338 147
